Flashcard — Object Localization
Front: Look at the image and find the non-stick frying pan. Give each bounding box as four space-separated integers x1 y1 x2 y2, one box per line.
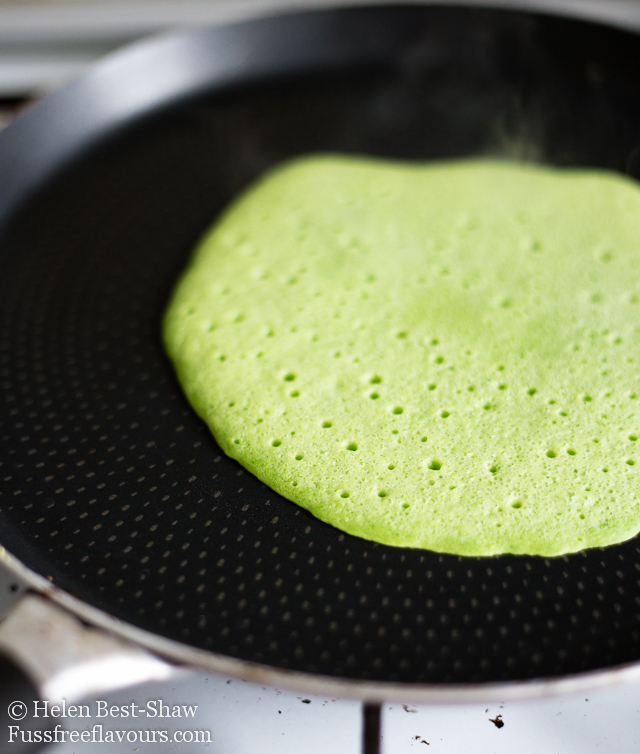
3 1 640 715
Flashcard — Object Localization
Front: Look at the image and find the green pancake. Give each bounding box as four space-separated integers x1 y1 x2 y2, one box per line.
164 156 640 556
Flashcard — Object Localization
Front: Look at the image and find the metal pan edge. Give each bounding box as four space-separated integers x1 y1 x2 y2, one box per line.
3 547 640 704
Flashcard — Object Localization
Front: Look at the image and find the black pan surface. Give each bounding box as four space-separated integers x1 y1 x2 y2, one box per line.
2 4 640 688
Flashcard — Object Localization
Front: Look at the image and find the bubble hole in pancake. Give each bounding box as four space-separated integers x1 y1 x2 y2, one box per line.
164 156 640 556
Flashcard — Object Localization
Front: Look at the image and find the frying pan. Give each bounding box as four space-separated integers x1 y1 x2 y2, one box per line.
3 0 640 720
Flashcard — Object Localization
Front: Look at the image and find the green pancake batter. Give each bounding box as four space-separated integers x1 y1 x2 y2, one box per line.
164 156 640 556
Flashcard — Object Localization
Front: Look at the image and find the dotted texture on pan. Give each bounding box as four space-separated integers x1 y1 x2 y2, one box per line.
3 6 640 685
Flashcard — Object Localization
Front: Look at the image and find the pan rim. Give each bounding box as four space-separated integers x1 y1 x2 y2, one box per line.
3 546 640 704
2 0 640 214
